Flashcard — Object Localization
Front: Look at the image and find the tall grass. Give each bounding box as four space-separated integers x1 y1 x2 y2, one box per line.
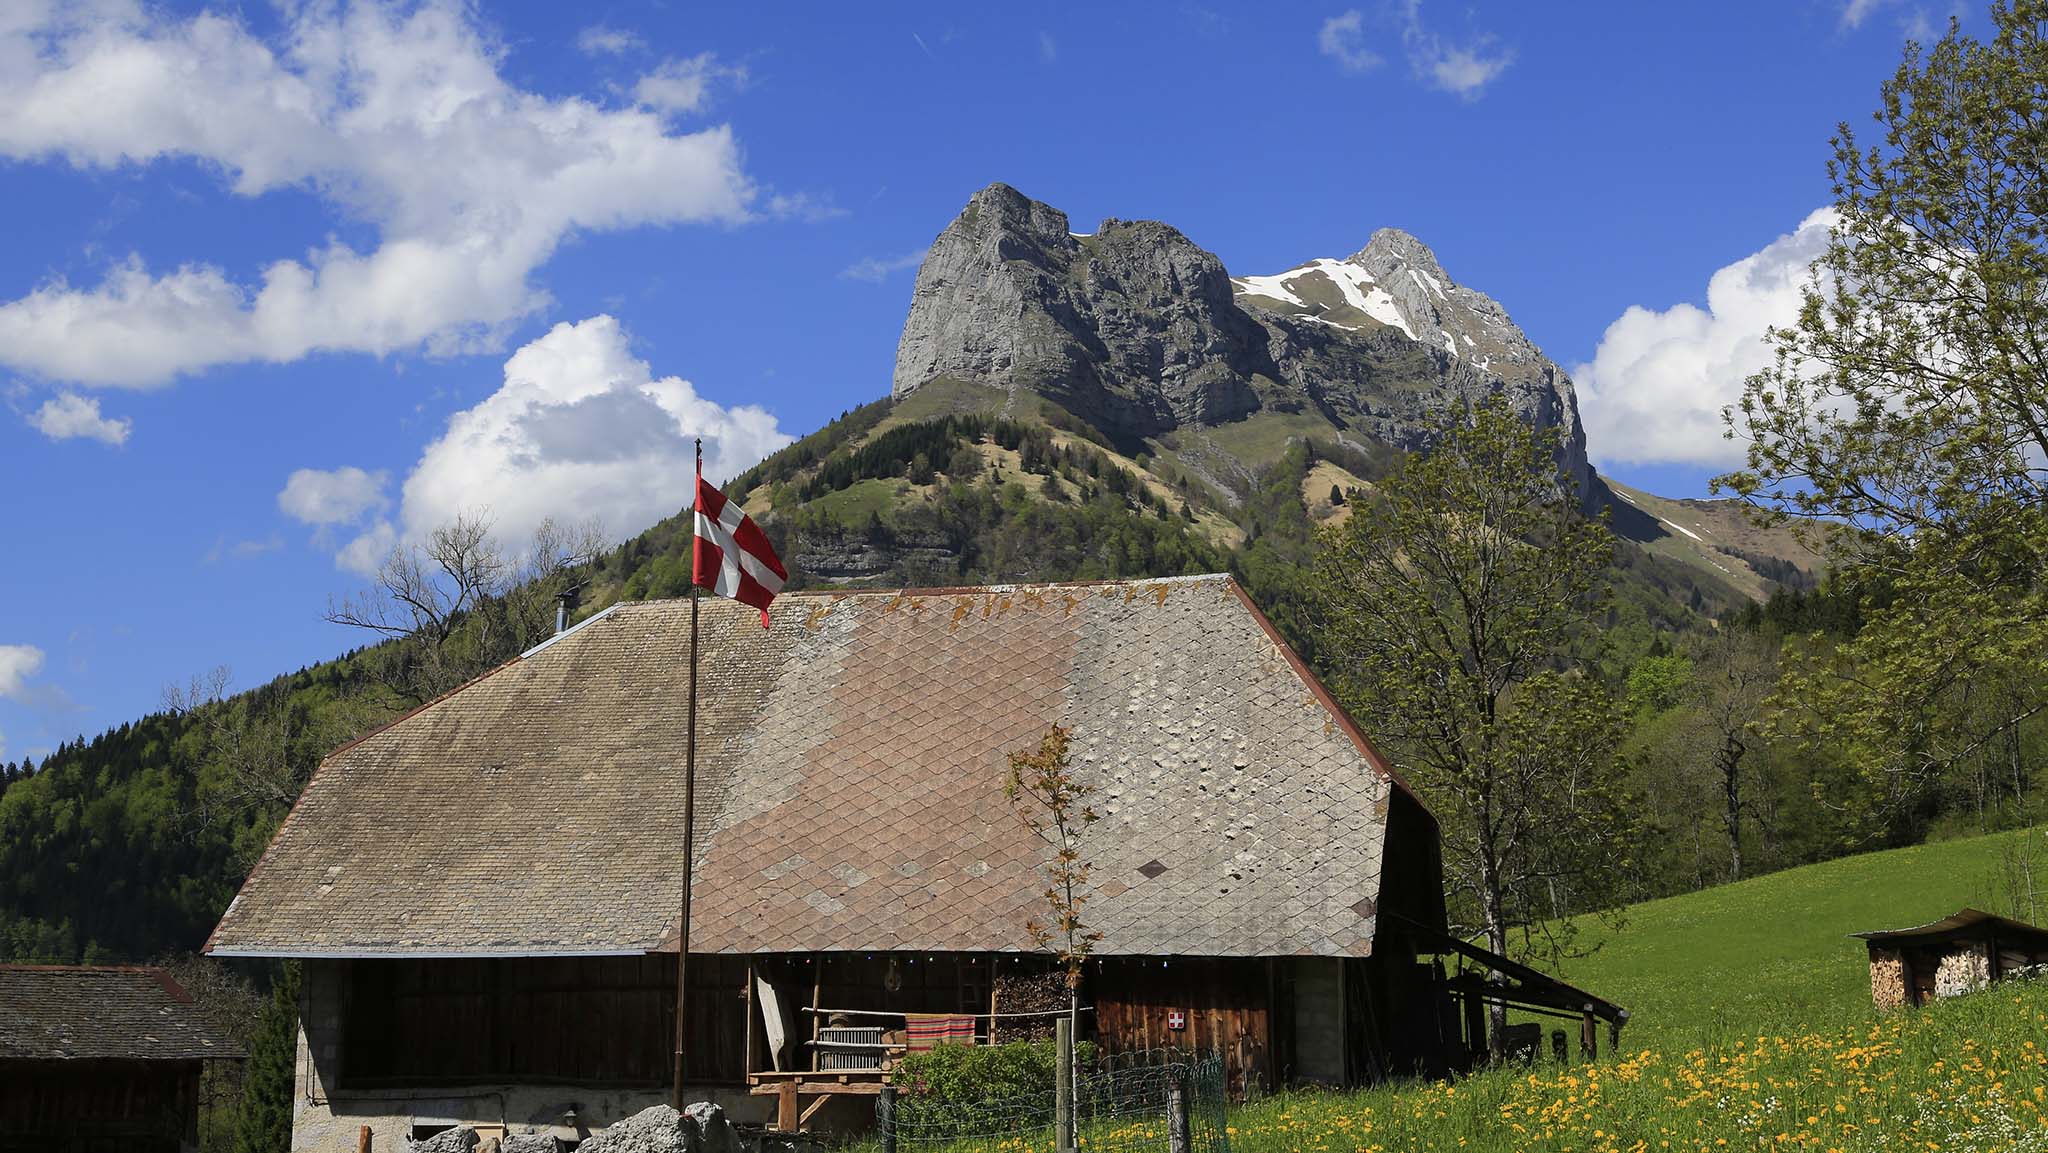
1227 978 2048 1152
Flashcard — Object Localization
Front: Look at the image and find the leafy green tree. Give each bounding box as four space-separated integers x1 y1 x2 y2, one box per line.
1723 3 2048 825
1625 654 1694 718
234 963 301 1153
1311 399 1637 1057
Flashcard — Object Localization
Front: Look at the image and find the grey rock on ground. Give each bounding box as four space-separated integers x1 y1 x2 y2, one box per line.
575 1106 685 1153
500 1135 564 1153
684 1102 743 1153
576 1104 742 1153
412 1128 479 1153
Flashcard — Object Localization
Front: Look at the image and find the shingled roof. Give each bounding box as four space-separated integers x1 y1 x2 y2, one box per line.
208 575 1421 960
0 966 239 1061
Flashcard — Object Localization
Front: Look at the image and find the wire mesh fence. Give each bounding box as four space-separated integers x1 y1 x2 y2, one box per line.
879 1049 1229 1153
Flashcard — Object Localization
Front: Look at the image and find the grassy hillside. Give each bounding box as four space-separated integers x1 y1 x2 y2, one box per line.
1551 825 2046 1051
1606 479 1827 602
1215 827 2048 1152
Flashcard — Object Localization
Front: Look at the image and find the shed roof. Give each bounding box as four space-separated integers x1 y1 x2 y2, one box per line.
0 966 239 1062
1853 907 2048 950
207 575 1421 960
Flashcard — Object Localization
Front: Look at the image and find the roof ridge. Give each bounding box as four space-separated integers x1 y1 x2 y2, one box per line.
0 963 167 973
611 572 1235 612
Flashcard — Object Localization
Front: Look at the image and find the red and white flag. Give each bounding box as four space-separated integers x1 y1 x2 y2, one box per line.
692 473 787 627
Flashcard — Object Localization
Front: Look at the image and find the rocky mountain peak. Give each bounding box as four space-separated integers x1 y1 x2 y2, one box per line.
891 183 1269 436
891 183 1591 501
1354 227 1448 277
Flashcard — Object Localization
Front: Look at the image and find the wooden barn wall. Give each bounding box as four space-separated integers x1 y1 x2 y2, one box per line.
0 1058 199 1153
800 953 993 1021
1377 789 1447 935
341 955 746 1087
1091 957 1272 1097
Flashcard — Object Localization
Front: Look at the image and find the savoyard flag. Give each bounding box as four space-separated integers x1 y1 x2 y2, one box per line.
691 473 787 627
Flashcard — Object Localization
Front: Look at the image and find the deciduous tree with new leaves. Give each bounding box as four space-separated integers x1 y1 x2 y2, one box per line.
1311 398 1638 1059
1722 2 2048 829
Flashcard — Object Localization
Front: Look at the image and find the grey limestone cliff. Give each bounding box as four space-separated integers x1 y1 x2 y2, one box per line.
893 182 1593 499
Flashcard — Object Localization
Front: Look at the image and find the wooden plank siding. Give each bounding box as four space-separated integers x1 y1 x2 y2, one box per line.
341 955 747 1087
1091 957 1274 1097
0 1058 201 1153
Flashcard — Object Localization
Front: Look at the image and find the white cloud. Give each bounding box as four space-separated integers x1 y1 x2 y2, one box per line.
27 391 130 444
1398 1 1512 99
840 248 928 283
1838 0 1954 39
1321 4 1509 97
632 53 744 116
767 191 848 223
278 466 389 526
577 24 640 56
0 644 45 701
1840 0 1888 29
1573 208 1836 469
336 519 396 576
203 534 286 564
338 315 790 569
0 1 755 388
1318 10 1381 73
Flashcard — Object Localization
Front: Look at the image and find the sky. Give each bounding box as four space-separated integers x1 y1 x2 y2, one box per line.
0 0 1962 760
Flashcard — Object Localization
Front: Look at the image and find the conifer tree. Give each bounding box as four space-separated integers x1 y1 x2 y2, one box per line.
234 963 302 1153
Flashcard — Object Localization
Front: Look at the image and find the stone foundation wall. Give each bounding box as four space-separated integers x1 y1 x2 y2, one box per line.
290 961 768 1153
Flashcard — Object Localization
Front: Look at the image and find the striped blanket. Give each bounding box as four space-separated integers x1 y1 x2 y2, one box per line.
904 1013 978 1051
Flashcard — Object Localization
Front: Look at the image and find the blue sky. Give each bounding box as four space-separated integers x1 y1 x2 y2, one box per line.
0 0 1955 759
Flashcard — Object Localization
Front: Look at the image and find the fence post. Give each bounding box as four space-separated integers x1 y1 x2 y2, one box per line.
1580 1008 1597 1062
1550 1029 1567 1065
878 1083 897 1153
1056 1016 1075 1153
1166 1067 1191 1153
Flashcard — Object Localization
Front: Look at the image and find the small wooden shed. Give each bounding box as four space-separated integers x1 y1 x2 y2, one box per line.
0 965 240 1153
1853 908 2048 1011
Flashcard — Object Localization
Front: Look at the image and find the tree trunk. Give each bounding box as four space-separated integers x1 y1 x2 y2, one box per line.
1719 733 1744 882
1480 858 1508 1064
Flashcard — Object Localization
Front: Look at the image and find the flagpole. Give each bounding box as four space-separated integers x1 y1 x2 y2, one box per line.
674 437 702 1112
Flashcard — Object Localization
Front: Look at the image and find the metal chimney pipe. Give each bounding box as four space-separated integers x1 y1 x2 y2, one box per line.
555 593 570 636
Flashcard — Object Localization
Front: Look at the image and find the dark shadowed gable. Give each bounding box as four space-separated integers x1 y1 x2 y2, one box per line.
207 575 1420 960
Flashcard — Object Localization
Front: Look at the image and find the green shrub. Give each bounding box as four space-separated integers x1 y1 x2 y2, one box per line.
894 1038 1096 1136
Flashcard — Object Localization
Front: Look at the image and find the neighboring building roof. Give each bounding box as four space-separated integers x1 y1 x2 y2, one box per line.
0 966 239 1061
208 575 1421 960
1853 907 2048 949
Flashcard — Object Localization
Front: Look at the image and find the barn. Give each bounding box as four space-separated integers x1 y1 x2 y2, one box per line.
0 965 240 1153
205 574 1600 1148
